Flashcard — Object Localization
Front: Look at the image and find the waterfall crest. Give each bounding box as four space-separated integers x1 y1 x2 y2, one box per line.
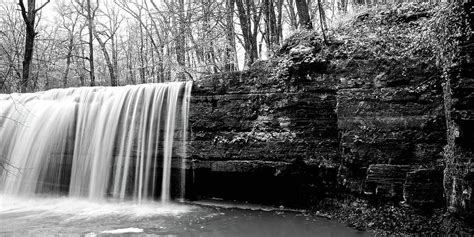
0 82 192 203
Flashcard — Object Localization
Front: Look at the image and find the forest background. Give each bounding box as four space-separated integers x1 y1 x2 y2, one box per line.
0 0 454 93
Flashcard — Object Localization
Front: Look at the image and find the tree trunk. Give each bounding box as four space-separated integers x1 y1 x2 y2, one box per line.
139 21 146 84
112 35 118 86
19 0 50 92
225 0 237 71
150 36 156 83
176 0 186 80
286 0 299 30
87 0 95 86
94 32 117 86
21 29 34 92
235 0 259 68
295 0 313 29
250 0 261 63
318 0 328 44
77 26 86 86
276 0 284 42
263 0 280 56
63 35 74 87
126 36 135 84
157 46 164 82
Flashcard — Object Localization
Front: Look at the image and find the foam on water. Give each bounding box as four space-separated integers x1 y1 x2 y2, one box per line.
0 194 192 221
100 228 144 234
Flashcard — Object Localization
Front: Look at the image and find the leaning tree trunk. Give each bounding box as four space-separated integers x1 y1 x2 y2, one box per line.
318 0 328 44
94 32 117 86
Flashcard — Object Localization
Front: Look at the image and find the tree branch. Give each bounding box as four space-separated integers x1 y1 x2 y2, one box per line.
18 0 28 23
72 54 90 60
34 0 51 14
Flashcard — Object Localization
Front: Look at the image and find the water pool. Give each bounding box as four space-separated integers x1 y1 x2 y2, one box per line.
0 195 370 236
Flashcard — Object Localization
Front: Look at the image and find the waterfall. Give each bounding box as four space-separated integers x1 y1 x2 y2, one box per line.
0 82 192 203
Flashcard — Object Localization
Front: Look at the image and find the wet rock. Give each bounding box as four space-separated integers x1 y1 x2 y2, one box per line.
337 86 446 193
403 169 444 207
187 3 473 223
364 164 412 198
442 2 474 218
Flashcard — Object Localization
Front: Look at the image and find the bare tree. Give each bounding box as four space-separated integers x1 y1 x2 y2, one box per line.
56 0 83 87
115 0 166 83
35 27 62 90
75 24 88 86
94 2 123 86
235 0 262 68
285 0 299 30
123 31 136 84
18 0 51 92
161 0 188 80
74 0 99 86
0 4 25 92
262 0 284 56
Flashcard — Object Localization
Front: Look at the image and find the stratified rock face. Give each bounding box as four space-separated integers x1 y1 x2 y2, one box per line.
364 164 413 198
186 4 471 214
328 3 448 204
187 68 340 205
337 86 446 198
403 169 444 207
187 62 446 206
443 2 474 218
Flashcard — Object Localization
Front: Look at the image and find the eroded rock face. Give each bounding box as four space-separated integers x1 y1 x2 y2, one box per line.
187 54 445 207
187 67 339 206
442 2 474 218
187 65 447 207
403 169 444 207
186 3 472 218
336 87 445 197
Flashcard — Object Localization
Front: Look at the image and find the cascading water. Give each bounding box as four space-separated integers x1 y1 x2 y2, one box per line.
0 82 192 203
0 82 370 237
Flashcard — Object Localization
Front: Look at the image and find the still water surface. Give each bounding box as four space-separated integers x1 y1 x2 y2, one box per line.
0 195 370 236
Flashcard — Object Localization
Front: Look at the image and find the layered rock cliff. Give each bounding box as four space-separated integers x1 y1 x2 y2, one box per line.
185 2 473 225
442 2 474 218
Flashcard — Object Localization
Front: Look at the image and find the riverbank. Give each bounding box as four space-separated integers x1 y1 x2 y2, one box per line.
314 197 474 235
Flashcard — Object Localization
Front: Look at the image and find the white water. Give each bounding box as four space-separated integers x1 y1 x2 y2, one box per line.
0 194 190 220
0 82 192 203
100 228 143 234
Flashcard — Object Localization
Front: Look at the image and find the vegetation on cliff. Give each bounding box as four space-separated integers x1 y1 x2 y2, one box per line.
259 2 473 235
271 3 461 86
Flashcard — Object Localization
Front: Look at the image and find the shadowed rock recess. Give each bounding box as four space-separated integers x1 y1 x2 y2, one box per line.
184 2 473 233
